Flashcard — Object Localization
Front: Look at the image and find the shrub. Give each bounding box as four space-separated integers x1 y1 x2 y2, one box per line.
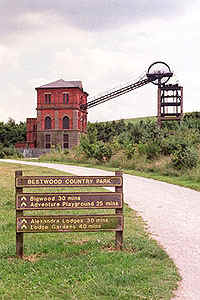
160 137 187 156
87 119 127 143
183 111 200 120
124 143 136 160
0 144 5 158
0 146 23 158
108 150 141 170
0 119 26 147
160 128 200 156
109 137 122 154
117 131 132 147
138 142 161 160
79 135 112 162
79 135 96 158
171 147 199 170
108 151 126 168
128 122 145 144
93 142 112 161
140 120 162 142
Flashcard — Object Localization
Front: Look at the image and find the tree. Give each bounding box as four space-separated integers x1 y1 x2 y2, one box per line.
0 119 26 147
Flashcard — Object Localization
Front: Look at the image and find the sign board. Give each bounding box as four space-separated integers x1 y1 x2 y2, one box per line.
16 192 123 210
16 175 122 188
16 215 123 233
15 171 124 258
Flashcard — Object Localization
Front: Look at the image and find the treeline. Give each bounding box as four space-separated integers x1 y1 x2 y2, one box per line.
79 116 200 170
87 113 200 146
2 113 200 174
0 118 26 147
0 119 26 158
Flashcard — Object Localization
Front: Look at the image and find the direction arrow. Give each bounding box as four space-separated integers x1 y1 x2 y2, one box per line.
21 224 27 230
21 196 27 201
21 202 27 207
21 219 28 224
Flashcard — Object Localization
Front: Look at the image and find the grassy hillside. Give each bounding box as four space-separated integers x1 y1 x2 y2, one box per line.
123 116 156 124
36 113 200 191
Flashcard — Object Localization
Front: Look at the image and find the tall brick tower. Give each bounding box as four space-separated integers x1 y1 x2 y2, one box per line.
26 79 88 149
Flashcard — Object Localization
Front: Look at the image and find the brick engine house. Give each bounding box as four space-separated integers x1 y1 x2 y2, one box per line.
22 79 88 150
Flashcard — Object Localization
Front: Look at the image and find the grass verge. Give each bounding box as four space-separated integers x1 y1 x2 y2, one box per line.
35 154 200 192
0 162 180 299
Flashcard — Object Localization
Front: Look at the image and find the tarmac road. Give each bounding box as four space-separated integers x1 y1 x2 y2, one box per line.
1 159 200 299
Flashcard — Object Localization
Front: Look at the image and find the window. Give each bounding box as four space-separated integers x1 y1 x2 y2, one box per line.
45 134 51 149
63 116 69 129
63 134 69 149
45 94 51 104
63 93 69 104
45 116 52 129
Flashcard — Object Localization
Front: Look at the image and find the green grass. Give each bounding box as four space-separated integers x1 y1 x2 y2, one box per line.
82 163 200 192
123 116 156 124
0 162 180 299
123 169 200 191
35 154 200 192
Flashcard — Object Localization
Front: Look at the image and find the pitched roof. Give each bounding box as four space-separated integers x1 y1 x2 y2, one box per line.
37 79 83 89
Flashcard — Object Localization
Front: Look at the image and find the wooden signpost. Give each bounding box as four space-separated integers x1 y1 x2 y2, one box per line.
15 171 124 258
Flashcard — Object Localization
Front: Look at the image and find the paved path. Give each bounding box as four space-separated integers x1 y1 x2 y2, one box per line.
1 159 200 299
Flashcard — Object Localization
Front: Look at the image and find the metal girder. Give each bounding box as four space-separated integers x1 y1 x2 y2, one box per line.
80 61 175 111
81 78 150 110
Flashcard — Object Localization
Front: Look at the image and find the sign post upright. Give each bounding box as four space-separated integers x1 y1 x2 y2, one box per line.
15 170 24 259
115 171 123 250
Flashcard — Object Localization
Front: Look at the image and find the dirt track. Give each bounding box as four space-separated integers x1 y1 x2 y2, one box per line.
1 159 200 299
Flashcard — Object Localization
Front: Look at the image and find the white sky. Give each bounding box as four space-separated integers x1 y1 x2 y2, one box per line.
0 0 199 123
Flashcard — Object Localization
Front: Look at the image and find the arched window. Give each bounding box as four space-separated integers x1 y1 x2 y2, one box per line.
63 116 69 129
45 116 52 129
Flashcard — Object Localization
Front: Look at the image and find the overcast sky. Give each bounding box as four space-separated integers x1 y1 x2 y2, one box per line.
0 0 199 123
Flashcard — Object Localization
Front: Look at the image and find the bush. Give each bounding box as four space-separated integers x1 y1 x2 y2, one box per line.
79 135 96 158
108 151 126 168
87 119 127 143
160 128 200 156
124 143 136 160
138 142 161 160
79 135 112 162
160 136 187 155
0 119 26 147
183 111 200 120
0 144 5 158
139 120 163 143
0 146 23 158
171 147 199 170
93 142 112 161
128 122 146 144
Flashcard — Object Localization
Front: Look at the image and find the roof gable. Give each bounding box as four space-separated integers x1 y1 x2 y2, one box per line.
37 79 83 89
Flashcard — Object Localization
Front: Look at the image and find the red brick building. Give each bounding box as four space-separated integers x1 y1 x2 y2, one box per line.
18 79 88 149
